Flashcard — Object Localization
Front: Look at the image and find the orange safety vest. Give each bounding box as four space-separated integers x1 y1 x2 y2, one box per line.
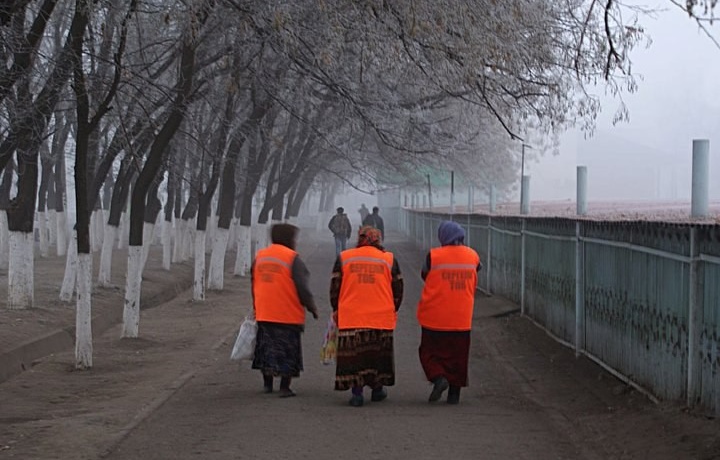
338 246 396 330
417 245 480 331
252 244 306 325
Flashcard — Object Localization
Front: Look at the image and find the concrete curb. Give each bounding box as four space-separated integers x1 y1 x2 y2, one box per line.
0 271 194 385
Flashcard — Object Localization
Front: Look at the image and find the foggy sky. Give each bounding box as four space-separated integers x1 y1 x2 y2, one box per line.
531 2 720 202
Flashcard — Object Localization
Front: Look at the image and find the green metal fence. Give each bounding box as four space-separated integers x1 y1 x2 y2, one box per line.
400 210 720 416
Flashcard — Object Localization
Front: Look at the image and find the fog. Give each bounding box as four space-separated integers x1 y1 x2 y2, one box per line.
531 2 720 202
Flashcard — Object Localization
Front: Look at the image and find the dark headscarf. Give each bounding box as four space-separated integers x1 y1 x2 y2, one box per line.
438 220 465 246
357 225 383 249
271 223 299 250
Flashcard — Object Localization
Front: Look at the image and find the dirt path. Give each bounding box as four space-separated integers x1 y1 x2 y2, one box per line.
0 232 718 459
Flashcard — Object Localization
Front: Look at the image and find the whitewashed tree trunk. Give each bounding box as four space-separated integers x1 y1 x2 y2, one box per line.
97 224 118 287
118 212 128 249
89 211 97 253
193 230 206 301
207 227 229 290
233 224 251 277
254 222 269 256
140 222 155 273
261 222 270 249
205 212 216 254
56 211 68 256
172 219 182 263
122 245 142 338
48 209 57 247
0 210 9 270
8 231 34 309
75 253 93 369
38 211 49 257
162 219 172 270
315 211 326 233
59 231 78 301
286 216 298 225
93 209 105 252
227 218 238 251
181 220 194 261
154 214 163 245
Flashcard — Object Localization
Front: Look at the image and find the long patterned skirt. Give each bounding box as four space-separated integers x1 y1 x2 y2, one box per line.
418 328 471 387
335 328 395 391
252 322 303 378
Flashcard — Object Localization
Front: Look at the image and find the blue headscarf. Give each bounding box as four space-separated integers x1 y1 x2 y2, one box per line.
437 220 465 246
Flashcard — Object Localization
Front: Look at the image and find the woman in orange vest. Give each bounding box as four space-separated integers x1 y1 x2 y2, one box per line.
330 226 403 407
417 220 481 404
252 224 319 397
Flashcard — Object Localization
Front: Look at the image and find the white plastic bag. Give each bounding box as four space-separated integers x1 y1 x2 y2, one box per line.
230 317 257 361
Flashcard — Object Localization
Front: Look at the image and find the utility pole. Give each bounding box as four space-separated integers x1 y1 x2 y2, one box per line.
450 170 455 214
427 174 433 209
520 143 532 215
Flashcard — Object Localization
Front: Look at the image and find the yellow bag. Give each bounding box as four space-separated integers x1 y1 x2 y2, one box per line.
320 317 338 365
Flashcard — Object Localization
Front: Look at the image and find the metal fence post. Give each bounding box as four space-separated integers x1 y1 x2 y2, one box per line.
691 140 710 218
487 215 492 293
489 184 497 213
466 214 471 248
577 166 588 216
422 213 427 250
521 218 526 315
521 176 531 215
687 226 701 406
575 221 585 356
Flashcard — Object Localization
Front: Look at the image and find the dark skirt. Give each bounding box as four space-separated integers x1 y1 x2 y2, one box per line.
252 322 303 378
418 328 471 387
335 328 395 391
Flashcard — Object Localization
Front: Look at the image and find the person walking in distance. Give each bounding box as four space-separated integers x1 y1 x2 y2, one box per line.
251 224 319 397
358 203 369 225
328 207 352 256
330 226 403 407
361 206 384 241
416 220 481 404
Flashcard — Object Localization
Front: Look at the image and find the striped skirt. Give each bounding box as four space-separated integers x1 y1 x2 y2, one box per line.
335 328 395 391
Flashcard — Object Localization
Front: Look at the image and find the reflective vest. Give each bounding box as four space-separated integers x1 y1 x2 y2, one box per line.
253 244 305 325
417 245 480 331
338 246 396 330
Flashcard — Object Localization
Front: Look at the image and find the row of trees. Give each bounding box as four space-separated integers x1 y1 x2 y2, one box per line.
2 0 687 368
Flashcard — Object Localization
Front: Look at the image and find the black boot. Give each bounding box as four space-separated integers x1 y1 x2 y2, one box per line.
447 385 461 405
279 377 296 398
263 374 273 393
429 377 449 402
371 386 387 402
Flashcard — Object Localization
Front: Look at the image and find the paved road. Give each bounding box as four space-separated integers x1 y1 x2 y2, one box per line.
103 233 585 460
2 230 716 459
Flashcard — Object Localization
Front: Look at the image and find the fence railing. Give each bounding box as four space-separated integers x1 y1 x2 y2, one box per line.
400 209 720 416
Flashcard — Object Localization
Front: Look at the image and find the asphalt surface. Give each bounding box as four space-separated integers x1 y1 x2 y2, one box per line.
101 232 585 460
3 230 715 459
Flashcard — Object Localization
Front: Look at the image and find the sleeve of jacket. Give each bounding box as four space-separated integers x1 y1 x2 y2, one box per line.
391 257 403 311
291 256 317 315
330 256 342 311
421 252 431 280
344 216 352 238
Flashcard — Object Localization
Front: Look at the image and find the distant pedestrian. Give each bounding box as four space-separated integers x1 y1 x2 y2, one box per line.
328 207 352 256
330 226 403 407
361 206 384 241
251 223 319 397
358 203 369 224
416 220 481 404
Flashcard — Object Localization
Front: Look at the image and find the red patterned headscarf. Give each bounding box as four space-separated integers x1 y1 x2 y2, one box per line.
357 225 382 248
